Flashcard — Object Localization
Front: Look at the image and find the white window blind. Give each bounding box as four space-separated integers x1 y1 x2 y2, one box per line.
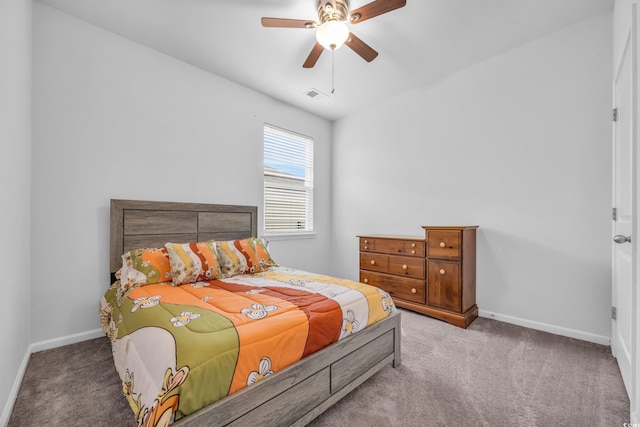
263 124 314 235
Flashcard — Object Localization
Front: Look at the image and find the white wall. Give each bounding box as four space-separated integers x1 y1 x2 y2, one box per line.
331 13 613 343
31 3 332 343
0 0 32 423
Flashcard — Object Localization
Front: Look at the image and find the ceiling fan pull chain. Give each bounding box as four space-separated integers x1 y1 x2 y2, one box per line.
331 49 335 94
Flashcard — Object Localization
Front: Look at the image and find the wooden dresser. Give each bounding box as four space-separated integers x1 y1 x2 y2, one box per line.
359 226 478 328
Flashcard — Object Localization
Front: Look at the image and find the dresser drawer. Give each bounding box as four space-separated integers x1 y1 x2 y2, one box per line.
427 260 461 311
360 237 425 257
359 253 389 273
388 255 425 279
360 271 425 304
427 230 461 259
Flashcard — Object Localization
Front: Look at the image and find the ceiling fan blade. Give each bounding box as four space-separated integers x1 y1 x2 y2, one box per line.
261 17 317 28
345 33 378 62
348 0 406 24
303 42 324 68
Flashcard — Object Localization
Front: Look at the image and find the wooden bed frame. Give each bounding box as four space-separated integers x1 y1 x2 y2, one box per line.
109 199 402 426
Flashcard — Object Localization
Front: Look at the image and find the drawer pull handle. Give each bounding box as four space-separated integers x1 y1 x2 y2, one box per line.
411 288 417 294
364 240 368 244
370 260 376 265
440 269 446 275
364 246 368 250
411 250 416 254
402 264 408 270
363 278 369 284
411 243 416 247
439 242 446 248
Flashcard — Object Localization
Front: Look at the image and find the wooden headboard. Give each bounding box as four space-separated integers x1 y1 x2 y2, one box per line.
110 199 258 274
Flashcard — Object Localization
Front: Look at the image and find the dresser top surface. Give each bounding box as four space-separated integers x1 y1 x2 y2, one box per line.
357 234 424 240
421 225 479 230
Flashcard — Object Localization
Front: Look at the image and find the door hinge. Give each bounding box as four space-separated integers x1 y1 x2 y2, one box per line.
613 108 618 122
613 207 617 221
612 306 617 320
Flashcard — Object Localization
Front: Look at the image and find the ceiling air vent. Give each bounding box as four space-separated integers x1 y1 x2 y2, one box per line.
304 88 328 101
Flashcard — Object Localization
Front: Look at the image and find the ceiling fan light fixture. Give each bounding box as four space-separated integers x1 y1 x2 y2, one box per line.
316 20 349 50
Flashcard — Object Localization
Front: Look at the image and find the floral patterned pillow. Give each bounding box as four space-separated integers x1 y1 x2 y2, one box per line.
216 238 278 278
120 248 172 291
165 241 221 285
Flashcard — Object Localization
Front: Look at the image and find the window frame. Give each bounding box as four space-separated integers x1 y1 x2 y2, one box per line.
262 124 315 239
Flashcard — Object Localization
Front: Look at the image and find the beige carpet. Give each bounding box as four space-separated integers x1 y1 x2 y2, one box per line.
9 309 629 426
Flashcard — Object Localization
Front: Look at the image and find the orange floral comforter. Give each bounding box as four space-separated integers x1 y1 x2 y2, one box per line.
100 266 395 426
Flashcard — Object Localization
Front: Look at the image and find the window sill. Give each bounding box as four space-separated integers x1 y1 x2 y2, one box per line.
262 232 317 241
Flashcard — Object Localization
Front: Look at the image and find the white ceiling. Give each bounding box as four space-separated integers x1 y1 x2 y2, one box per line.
37 0 613 121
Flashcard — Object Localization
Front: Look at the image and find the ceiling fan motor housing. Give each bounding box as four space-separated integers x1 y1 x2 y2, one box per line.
317 0 349 23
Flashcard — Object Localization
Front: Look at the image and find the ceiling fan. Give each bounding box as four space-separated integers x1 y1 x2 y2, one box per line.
261 0 407 68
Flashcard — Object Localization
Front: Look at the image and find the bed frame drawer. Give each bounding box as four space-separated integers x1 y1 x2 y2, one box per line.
230 367 331 427
331 330 394 392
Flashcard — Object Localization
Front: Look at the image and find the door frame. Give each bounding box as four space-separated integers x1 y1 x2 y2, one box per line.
633 4 639 422
613 2 638 421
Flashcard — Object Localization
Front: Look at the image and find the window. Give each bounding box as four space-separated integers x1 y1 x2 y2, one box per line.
263 124 314 236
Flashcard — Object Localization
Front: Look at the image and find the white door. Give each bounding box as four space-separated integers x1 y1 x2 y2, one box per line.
612 26 635 399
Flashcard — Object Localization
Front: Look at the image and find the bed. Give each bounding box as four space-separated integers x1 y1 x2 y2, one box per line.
101 199 402 426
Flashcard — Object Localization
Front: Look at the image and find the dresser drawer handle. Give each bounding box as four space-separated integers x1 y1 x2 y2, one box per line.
363 278 369 284
370 260 376 265
439 269 446 275
402 264 408 270
439 242 446 248
411 288 417 294
364 240 368 244
411 243 416 247
364 246 368 250
411 250 416 254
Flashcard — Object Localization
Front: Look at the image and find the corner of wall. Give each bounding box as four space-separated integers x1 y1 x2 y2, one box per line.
0 346 31 427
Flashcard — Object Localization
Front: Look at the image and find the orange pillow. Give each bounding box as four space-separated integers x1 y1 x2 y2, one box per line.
120 248 172 291
165 241 221 285
216 238 278 277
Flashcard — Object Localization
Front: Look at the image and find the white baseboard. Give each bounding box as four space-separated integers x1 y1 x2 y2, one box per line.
478 310 611 346
1 328 105 427
30 328 104 354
